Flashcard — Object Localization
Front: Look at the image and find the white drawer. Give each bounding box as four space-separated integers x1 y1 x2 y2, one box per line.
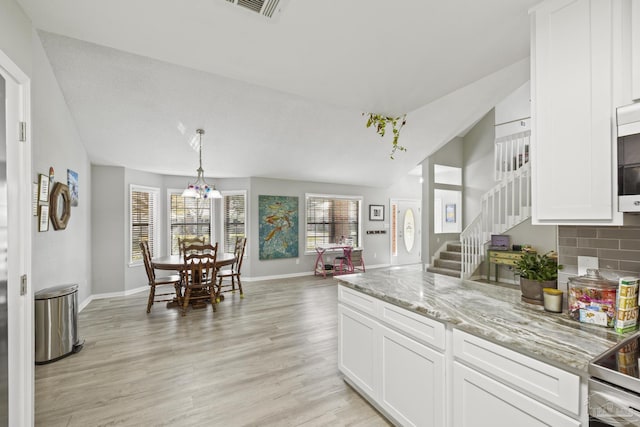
379 300 446 351
338 286 378 316
453 329 581 416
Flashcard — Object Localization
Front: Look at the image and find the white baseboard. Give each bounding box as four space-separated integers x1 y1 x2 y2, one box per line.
244 271 314 282
79 264 394 312
78 286 148 313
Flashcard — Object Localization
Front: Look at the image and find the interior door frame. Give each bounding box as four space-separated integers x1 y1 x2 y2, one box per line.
0 48 33 426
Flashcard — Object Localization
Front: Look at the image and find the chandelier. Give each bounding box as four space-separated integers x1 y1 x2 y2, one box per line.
181 129 222 199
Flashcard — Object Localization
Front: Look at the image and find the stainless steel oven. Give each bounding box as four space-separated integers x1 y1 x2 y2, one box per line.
589 333 640 426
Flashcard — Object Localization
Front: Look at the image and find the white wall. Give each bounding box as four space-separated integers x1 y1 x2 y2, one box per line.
31 33 92 305
0 0 32 76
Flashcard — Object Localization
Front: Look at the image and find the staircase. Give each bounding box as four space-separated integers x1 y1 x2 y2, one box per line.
427 242 462 278
460 130 532 280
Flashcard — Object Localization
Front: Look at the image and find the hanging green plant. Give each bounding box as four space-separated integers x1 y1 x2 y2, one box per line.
364 113 408 159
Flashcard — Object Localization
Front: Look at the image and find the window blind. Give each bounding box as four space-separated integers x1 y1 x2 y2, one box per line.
223 192 246 254
130 186 159 263
305 195 360 251
169 194 212 255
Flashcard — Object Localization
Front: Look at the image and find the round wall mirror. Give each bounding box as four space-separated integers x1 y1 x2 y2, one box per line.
49 182 71 230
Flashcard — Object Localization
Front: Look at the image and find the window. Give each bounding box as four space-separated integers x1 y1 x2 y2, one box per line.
222 191 247 254
130 185 159 264
168 191 213 255
305 194 361 252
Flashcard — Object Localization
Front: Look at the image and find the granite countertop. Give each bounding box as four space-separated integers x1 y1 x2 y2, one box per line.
336 265 633 375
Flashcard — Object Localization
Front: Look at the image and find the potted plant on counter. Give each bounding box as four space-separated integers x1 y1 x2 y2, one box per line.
515 250 563 305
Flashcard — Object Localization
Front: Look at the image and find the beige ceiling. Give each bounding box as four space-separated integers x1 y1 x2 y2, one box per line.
18 0 538 187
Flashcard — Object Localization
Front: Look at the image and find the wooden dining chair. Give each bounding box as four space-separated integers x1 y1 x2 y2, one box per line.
181 242 218 316
178 236 205 256
140 241 182 313
216 237 247 300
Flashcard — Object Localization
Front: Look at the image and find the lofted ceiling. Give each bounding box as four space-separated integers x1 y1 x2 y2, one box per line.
17 0 539 187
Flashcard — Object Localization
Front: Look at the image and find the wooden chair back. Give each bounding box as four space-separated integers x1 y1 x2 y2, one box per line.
140 241 156 283
182 243 218 286
140 240 182 313
180 243 218 316
178 236 205 256
233 237 247 273
216 237 247 298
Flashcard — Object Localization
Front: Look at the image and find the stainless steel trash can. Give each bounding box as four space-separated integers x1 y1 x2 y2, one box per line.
34 284 83 364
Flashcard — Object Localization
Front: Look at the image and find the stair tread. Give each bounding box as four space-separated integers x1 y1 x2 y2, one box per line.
426 266 461 278
440 251 462 261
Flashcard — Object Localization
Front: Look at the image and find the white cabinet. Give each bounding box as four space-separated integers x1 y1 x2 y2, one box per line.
452 329 582 418
379 325 445 427
531 0 621 224
337 304 378 399
337 286 445 427
337 286 588 427
632 1 640 101
452 362 581 427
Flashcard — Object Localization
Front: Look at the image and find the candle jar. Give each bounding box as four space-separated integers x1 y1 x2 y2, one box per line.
543 288 563 313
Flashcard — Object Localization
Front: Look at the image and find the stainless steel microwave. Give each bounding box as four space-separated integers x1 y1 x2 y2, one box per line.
617 102 640 212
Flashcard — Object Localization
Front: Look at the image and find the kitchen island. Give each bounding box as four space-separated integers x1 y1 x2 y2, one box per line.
336 265 630 427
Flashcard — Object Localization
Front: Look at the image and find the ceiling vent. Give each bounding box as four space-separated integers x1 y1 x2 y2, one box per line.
225 0 286 19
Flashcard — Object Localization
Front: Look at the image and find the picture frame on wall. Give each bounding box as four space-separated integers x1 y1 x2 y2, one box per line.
38 173 49 203
38 205 49 232
369 204 384 221
445 203 456 223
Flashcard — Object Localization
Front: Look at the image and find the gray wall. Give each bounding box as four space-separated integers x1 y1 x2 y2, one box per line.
462 110 496 226
248 176 420 279
91 166 124 295
32 33 92 305
423 137 464 262
90 169 420 293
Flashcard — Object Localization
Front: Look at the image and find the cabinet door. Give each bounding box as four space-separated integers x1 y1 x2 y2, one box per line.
453 362 581 427
532 0 616 223
379 325 445 427
337 304 378 399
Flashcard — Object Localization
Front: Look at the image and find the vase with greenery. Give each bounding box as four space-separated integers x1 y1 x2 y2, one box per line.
514 251 563 305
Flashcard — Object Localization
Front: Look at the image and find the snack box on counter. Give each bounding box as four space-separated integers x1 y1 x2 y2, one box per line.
567 269 640 332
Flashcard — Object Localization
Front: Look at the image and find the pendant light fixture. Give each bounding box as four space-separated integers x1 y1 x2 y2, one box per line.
181 129 222 199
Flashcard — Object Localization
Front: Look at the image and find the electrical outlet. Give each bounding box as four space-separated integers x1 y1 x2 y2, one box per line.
295 258 300 265
578 256 598 275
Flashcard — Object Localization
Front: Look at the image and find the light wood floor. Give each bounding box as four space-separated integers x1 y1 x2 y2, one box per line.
35 275 391 427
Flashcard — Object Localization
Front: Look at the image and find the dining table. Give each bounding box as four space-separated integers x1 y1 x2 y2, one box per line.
152 252 236 308
152 252 236 272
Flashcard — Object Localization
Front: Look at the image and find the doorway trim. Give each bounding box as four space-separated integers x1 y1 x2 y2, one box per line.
0 47 33 427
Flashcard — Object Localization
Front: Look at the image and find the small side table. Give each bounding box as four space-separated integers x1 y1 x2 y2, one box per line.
487 250 530 282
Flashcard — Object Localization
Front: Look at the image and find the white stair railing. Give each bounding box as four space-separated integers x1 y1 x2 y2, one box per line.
460 130 532 280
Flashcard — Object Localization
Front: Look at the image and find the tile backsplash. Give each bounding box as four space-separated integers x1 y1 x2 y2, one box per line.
557 226 640 293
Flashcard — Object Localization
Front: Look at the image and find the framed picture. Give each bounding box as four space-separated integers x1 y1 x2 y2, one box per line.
67 169 79 207
38 173 49 202
38 205 49 232
258 195 299 260
445 204 456 223
369 204 384 221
